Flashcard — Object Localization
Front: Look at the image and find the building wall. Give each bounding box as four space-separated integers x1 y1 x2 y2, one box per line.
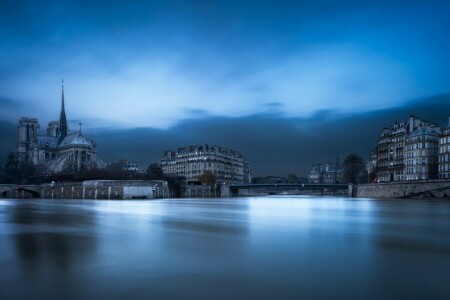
404 129 439 181
439 124 450 179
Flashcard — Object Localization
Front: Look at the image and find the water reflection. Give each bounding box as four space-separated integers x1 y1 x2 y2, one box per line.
0 197 449 300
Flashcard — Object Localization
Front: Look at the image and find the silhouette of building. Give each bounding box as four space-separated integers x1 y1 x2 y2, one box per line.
16 81 106 173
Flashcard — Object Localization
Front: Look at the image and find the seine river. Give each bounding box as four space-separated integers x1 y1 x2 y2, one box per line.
1 196 450 300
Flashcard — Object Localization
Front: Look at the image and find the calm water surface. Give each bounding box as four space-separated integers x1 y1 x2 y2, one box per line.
1 196 450 300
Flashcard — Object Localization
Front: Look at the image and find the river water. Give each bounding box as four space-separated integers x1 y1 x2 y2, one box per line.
1 196 450 300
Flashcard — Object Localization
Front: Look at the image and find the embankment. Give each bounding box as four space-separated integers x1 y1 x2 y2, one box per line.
357 181 450 198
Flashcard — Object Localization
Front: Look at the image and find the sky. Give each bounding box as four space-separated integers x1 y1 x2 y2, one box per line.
1 0 450 176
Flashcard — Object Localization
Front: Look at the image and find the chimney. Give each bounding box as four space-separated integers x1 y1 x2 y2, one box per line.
409 115 414 133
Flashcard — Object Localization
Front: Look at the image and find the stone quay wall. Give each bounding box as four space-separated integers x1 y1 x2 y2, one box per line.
357 181 450 198
41 185 125 199
180 185 220 198
38 180 170 200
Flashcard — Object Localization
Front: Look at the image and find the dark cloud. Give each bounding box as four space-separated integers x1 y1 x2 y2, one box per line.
89 94 450 177
2 94 449 175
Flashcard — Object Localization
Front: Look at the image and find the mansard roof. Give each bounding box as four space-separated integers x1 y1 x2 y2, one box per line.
408 127 440 138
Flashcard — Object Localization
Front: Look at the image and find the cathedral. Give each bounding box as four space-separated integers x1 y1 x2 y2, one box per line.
16 81 106 173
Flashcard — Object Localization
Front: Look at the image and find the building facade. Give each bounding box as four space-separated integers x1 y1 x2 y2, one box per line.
374 115 441 182
160 144 251 184
404 127 440 181
308 159 343 184
439 116 450 179
16 81 106 173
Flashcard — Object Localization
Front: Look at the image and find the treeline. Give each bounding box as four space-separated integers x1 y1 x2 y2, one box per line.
0 154 171 184
0 152 370 185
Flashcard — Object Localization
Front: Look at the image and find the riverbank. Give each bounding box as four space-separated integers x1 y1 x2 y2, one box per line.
356 180 450 198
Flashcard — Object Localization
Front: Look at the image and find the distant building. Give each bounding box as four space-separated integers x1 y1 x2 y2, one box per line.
16 81 106 173
122 161 139 172
160 144 251 184
114 160 142 173
253 176 287 184
439 116 450 180
374 115 440 182
308 158 343 184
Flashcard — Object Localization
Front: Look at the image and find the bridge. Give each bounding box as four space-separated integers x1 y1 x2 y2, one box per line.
226 183 350 197
0 184 41 198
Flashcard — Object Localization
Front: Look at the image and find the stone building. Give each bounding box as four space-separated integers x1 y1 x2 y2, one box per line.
439 116 450 179
16 81 106 173
308 158 343 184
374 115 440 182
160 144 251 184
404 127 440 181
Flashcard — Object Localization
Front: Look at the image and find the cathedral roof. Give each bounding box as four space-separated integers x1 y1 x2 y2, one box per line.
37 135 58 149
59 132 94 148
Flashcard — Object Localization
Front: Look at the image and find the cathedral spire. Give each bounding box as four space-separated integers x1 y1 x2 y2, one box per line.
59 79 68 141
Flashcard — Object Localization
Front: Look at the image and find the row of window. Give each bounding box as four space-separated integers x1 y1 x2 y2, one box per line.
405 158 430 166
439 145 450 153
405 142 436 151
438 164 450 172
439 155 450 162
439 137 450 144
404 167 427 174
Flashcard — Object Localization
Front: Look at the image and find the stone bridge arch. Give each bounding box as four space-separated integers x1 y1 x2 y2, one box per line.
0 185 41 198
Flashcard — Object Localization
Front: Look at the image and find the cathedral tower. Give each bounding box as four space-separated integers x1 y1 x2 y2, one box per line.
58 79 68 141
16 117 40 163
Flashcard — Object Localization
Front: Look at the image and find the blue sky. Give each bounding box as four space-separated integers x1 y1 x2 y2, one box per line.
1 0 450 175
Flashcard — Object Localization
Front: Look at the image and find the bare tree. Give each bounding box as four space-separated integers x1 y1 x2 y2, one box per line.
198 170 217 185
343 154 367 184
146 163 163 180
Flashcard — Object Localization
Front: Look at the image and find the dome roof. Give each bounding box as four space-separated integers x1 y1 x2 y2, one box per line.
59 132 93 148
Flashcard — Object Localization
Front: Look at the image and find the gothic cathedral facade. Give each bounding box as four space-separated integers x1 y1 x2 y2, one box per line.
16 81 106 173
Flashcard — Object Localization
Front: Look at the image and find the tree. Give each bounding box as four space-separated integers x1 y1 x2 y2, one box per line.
343 154 367 184
368 171 377 183
2 153 36 184
198 170 217 185
146 163 163 180
287 174 299 183
3 152 19 183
